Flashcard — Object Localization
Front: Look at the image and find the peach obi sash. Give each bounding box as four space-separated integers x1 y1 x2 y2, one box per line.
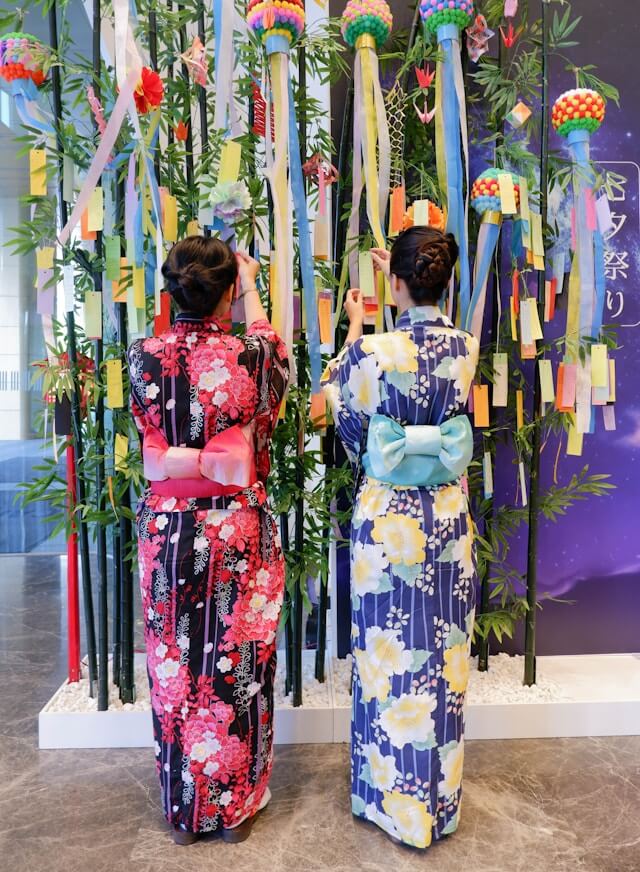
143 423 257 499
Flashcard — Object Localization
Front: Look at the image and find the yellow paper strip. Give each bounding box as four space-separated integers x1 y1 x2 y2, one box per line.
30 149 47 196
531 211 544 257
36 247 55 270
164 195 178 243
591 344 608 388
115 433 128 472
186 219 200 237
218 140 242 184
359 251 376 298
510 295 518 341
527 298 544 341
516 389 524 431
498 173 517 215
87 186 104 232
539 359 555 404
105 359 124 409
133 265 145 308
567 414 584 457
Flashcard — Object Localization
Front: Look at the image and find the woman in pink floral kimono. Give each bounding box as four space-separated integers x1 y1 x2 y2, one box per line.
128 237 289 845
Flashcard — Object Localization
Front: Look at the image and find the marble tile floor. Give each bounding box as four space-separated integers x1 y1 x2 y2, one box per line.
1 555 639 872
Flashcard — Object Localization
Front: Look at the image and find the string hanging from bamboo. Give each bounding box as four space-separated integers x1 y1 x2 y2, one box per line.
341 0 392 327
420 0 473 322
247 0 322 393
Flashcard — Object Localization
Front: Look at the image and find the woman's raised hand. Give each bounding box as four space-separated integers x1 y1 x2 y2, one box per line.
344 288 364 326
236 251 260 290
370 248 391 279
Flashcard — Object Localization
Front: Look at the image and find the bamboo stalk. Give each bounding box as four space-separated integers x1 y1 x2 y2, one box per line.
290 45 309 708
280 512 293 697
112 165 134 701
117 298 135 702
477 28 508 673
112 524 121 686
524 0 550 687
92 0 109 712
48 0 98 695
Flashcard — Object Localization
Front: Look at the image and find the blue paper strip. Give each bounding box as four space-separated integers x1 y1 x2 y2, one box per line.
465 220 500 331
441 37 470 322
287 74 322 392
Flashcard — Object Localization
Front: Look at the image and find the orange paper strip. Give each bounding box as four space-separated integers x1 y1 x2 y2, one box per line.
473 384 490 428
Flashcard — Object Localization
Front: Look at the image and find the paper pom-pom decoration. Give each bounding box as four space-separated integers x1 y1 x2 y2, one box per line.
402 201 445 231
552 88 605 137
134 66 164 114
210 181 252 223
247 0 305 46
419 0 474 35
0 32 50 86
341 0 393 49
471 168 520 215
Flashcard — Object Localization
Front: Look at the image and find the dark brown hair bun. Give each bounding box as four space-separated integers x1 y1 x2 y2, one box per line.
162 235 238 317
390 227 459 305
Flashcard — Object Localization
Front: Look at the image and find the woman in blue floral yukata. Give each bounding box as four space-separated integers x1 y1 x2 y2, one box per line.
322 227 479 850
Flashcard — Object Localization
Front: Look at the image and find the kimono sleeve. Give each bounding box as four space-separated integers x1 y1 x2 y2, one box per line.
126 340 148 435
245 319 290 424
321 338 379 465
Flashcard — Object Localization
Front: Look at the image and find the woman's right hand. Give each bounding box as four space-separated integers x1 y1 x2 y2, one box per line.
344 288 364 326
370 248 391 279
236 251 260 290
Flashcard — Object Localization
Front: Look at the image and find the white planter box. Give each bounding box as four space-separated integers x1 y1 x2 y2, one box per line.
38 652 640 749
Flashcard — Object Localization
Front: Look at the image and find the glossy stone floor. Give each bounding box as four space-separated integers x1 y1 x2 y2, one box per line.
1 555 639 872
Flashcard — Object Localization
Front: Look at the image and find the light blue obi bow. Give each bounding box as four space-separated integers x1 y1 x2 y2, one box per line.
363 414 473 487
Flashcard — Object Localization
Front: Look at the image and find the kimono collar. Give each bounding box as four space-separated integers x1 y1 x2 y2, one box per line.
173 312 230 333
395 305 453 330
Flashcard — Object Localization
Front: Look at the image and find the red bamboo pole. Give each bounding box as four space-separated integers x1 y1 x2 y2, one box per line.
66 443 81 682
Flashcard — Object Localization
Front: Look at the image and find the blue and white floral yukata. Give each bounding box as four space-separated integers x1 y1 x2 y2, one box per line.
322 305 479 849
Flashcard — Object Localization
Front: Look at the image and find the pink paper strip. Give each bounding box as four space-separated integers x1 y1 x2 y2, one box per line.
602 405 616 431
59 69 138 247
561 363 577 408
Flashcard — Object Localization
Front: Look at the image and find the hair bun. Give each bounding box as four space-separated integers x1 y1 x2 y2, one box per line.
175 262 209 302
413 243 452 296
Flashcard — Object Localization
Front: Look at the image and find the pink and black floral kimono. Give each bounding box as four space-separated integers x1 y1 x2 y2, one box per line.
128 313 289 834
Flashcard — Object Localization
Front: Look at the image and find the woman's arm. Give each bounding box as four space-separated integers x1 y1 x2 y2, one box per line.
344 288 364 346
236 251 269 329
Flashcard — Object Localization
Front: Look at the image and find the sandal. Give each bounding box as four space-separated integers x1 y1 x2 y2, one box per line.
222 788 271 844
172 827 200 846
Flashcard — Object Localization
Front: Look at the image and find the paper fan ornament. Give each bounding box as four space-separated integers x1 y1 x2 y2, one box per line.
466 168 520 338
402 201 445 231
552 88 609 440
247 0 321 391
0 32 53 134
419 0 474 323
341 0 393 327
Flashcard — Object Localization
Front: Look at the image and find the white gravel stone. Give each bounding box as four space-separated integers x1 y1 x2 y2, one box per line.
43 651 568 715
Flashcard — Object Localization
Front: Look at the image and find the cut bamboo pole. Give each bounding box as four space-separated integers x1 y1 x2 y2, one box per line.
48 0 98 695
524 0 550 687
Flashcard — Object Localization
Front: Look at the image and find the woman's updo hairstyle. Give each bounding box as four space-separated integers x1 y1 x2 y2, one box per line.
390 226 459 305
162 235 238 317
